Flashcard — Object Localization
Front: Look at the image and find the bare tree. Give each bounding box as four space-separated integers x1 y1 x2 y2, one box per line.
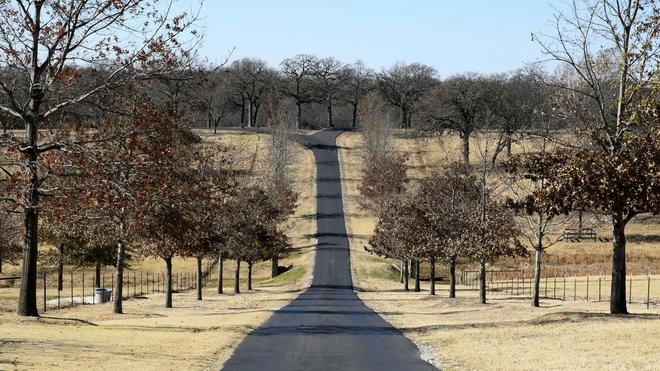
488 69 549 165
312 57 344 128
359 92 396 159
377 63 436 128
424 73 491 165
227 58 276 127
504 132 573 307
262 93 299 277
341 61 375 128
280 54 319 128
195 68 234 132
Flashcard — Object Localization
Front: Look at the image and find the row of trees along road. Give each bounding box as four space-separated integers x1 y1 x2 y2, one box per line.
362 151 527 304
0 0 299 317
360 0 660 314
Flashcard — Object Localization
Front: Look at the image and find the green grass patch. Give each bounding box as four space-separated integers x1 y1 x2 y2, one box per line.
357 265 400 282
261 266 306 286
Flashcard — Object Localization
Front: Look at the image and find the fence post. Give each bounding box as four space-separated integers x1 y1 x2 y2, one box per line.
598 277 601 302
522 270 525 295
553 278 556 299
647 276 651 310
573 276 577 301
140 271 143 295
82 272 85 305
43 271 47 313
629 276 632 304
70 271 74 306
545 276 548 298
563 276 566 301
586 275 589 302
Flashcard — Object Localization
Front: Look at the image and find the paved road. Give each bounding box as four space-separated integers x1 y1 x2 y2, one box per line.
223 130 435 371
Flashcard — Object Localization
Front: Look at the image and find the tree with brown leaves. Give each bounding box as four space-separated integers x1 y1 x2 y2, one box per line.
47 99 198 313
0 0 201 317
412 164 484 297
534 0 660 314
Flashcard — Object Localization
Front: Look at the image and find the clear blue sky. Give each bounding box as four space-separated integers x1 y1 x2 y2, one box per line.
196 0 564 76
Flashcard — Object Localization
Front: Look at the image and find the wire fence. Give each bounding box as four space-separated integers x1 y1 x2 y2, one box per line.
0 268 212 313
460 269 660 309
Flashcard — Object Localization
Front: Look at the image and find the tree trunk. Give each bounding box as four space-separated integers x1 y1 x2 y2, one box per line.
95 262 101 288
327 96 333 128
610 212 628 314
196 256 203 300
217 254 224 294
429 260 436 296
247 262 253 290
57 244 64 291
271 256 278 278
252 102 260 128
461 134 470 165
401 109 408 128
479 259 487 304
578 208 584 236
113 240 126 314
0 255 2 274
17 197 39 316
247 101 253 128
164 255 173 308
414 261 421 292
403 260 409 291
296 101 302 129
351 103 358 128
240 97 246 127
17 25 44 317
532 248 542 307
234 260 240 294
399 260 404 283
448 256 456 298
505 134 512 157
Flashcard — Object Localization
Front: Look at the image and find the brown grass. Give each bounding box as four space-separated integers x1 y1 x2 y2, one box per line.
0 286 304 370
358 289 660 371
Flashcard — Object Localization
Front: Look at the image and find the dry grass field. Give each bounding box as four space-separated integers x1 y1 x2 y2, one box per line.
0 129 317 370
337 131 660 370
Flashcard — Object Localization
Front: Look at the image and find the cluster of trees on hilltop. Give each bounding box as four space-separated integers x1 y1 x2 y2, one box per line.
0 51 560 141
